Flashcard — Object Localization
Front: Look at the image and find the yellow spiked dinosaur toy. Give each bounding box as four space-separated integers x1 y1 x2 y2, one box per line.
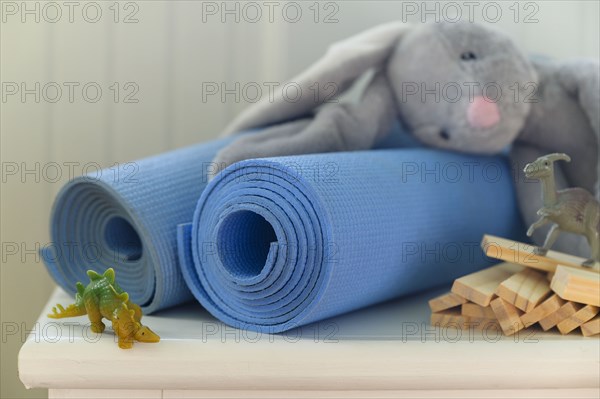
48 268 160 349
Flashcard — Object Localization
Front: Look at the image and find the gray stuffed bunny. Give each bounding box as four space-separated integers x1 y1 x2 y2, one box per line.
213 21 599 258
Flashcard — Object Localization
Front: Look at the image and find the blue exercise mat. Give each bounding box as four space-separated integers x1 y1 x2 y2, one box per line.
41 138 232 313
178 148 525 333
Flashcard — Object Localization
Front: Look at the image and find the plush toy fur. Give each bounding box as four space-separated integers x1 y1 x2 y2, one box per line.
213 21 599 258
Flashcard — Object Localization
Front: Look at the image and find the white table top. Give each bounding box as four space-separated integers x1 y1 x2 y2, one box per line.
19 287 600 391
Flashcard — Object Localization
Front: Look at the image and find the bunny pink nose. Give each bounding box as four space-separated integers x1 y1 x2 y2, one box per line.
467 96 500 128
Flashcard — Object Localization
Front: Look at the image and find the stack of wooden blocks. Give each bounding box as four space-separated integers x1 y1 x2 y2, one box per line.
429 235 600 337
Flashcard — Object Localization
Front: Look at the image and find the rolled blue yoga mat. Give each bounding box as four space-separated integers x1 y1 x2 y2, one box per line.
41 138 232 313
178 148 525 333
41 122 524 323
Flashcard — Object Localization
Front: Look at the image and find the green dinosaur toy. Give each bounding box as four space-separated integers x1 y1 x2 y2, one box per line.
48 268 160 349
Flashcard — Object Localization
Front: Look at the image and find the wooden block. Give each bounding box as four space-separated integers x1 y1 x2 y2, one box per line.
557 305 600 335
481 235 598 273
430 309 470 329
469 318 502 332
581 316 600 337
461 303 496 319
428 292 467 313
495 269 551 312
538 302 582 331
451 262 523 307
430 310 500 332
490 297 525 336
550 265 600 307
521 294 566 328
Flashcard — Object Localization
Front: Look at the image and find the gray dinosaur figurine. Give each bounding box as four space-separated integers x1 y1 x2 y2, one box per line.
524 153 599 269
212 21 599 259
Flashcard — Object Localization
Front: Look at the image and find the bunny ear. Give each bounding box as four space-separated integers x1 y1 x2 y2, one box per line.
221 22 410 136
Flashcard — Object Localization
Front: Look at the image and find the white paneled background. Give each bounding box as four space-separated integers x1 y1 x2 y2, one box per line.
1 1 598 397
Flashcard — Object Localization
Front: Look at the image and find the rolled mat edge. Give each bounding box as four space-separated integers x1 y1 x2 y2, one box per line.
40 138 232 313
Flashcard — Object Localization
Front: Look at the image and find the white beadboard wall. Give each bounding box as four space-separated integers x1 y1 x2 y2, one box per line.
1 1 599 398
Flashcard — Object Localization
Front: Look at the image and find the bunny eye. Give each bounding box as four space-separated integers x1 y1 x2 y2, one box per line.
460 51 477 61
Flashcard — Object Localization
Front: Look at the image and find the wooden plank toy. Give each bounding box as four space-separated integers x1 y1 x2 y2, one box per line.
451 262 523 307
521 294 565 328
430 233 600 337
428 292 466 313
490 297 525 336
481 235 598 273
430 309 471 329
431 309 500 331
495 268 552 312
580 316 600 337
538 302 582 331
469 318 502 332
550 265 600 307
461 303 496 320
556 305 600 335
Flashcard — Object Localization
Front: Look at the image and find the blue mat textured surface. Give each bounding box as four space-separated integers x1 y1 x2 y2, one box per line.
178 149 525 333
41 139 231 313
